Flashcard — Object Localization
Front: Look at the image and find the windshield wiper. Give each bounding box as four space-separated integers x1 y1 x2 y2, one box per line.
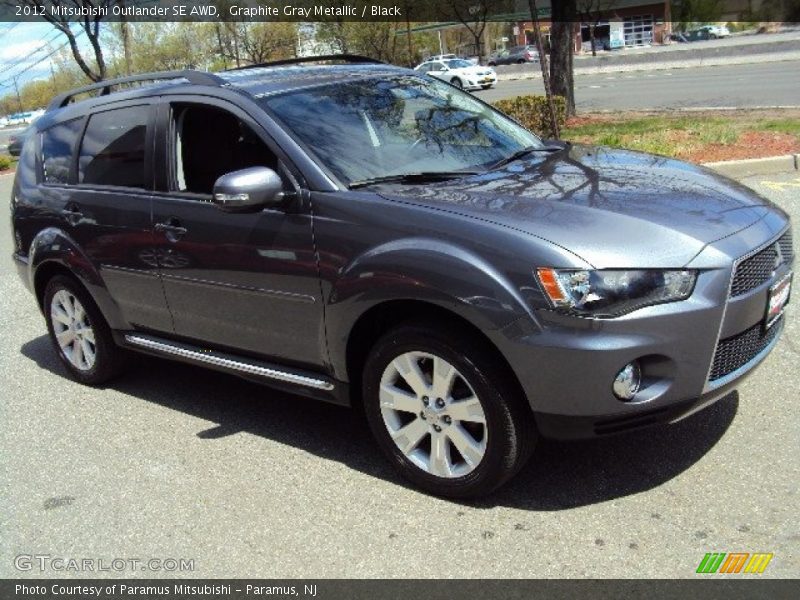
348 171 480 189
489 145 564 170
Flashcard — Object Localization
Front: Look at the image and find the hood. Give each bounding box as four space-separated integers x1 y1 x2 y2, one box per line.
379 144 775 268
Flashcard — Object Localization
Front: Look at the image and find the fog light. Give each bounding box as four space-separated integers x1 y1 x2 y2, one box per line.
613 361 642 401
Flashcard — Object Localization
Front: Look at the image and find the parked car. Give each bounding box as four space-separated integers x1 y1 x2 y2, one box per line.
685 25 731 41
11 57 793 498
415 58 496 90
7 125 32 157
699 24 731 38
487 45 539 66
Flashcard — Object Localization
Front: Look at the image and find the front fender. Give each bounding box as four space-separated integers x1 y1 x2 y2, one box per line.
325 237 541 380
28 227 125 328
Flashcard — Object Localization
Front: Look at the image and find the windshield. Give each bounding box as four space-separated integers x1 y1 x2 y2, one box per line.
445 59 473 69
263 74 542 185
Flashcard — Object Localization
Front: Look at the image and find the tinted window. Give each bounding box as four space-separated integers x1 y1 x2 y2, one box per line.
79 106 149 187
41 119 83 184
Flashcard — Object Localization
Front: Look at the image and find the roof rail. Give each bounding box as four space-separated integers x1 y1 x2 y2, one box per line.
46 70 226 112
227 54 385 71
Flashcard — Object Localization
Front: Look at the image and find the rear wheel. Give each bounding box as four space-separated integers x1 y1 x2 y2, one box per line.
44 275 124 385
450 77 463 89
362 322 536 498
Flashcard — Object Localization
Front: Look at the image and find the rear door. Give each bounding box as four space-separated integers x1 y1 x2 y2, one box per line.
149 97 325 368
39 101 172 332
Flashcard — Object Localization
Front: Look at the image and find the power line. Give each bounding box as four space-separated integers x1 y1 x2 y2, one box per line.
0 27 72 76
0 28 86 92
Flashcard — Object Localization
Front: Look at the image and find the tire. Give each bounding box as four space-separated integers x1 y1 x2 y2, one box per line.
487 61 496 66
44 275 124 385
516 59 525 64
362 321 537 498
450 77 463 89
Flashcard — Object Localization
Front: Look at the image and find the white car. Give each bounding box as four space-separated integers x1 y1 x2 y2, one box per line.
700 24 731 38
415 59 497 91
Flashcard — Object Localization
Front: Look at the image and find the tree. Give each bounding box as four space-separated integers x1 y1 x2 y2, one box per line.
670 0 724 31
577 0 617 57
449 0 491 64
9 0 112 82
550 0 577 117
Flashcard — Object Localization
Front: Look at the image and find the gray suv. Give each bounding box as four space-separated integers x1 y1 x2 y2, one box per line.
10 56 793 497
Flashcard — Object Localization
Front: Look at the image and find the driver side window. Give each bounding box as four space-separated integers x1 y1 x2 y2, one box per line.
170 103 279 196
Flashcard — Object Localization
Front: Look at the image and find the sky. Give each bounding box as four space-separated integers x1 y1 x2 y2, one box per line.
0 22 94 96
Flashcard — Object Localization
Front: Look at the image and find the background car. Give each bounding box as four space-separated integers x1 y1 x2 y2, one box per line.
487 45 539 66
415 58 496 90
7 125 32 157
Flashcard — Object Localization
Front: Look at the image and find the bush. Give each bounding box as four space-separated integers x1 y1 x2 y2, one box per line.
0 154 13 171
492 95 567 139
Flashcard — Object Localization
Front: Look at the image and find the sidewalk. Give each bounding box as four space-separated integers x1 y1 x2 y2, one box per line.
495 31 800 80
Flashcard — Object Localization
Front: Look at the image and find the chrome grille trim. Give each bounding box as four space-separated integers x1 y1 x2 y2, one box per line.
703 225 791 391
730 230 793 297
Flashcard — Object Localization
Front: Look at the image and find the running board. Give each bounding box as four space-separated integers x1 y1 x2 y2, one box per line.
123 334 334 391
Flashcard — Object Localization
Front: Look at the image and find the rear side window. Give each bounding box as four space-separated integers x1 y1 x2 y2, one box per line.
41 119 83 184
79 105 149 188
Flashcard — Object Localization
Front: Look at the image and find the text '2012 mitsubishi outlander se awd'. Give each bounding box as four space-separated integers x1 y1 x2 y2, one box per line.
10 56 793 497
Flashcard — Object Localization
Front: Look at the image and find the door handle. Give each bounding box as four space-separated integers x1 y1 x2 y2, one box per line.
155 219 187 241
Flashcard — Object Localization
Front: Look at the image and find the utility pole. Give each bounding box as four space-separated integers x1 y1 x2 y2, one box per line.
13 75 23 113
528 0 560 139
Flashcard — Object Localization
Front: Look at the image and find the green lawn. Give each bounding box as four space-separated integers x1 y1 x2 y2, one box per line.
561 110 800 162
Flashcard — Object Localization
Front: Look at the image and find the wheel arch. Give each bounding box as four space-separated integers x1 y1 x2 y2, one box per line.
343 299 530 416
28 227 124 328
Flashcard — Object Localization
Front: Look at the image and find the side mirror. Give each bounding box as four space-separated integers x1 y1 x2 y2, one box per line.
212 167 285 212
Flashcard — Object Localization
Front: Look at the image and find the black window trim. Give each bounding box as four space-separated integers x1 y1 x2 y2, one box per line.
37 115 86 187
71 100 157 193
151 94 304 207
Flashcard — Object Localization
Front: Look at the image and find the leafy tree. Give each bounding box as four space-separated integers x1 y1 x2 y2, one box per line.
670 0 724 31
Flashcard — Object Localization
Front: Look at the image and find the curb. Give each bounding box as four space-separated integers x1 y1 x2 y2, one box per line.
703 154 800 178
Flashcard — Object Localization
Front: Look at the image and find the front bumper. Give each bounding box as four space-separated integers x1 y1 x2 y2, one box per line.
465 77 496 90
489 214 792 440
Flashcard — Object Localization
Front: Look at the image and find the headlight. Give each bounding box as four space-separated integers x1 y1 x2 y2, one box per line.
536 268 697 317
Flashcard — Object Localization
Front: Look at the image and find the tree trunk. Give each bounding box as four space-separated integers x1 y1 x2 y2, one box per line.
590 23 597 57
549 11 576 117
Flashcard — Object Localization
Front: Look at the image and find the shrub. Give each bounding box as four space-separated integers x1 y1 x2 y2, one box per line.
492 94 567 139
0 154 13 171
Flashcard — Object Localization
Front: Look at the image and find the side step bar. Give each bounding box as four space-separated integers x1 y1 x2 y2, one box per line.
123 334 334 391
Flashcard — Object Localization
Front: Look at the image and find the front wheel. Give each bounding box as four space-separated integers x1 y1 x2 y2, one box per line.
450 77 463 89
362 322 536 498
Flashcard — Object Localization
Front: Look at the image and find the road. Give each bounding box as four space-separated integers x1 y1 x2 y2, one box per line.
0 171 798 578
478 61 800 111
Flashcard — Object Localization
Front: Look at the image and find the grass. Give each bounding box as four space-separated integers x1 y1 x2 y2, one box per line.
561 109 800 163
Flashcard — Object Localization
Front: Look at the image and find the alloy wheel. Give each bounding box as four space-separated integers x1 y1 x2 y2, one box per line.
379 351 487 478
50 289 96 371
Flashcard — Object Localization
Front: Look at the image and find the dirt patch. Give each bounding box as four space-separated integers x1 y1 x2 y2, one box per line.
684 131 800 163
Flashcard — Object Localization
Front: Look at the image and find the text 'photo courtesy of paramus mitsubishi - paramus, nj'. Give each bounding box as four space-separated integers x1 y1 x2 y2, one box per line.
10 56 793 497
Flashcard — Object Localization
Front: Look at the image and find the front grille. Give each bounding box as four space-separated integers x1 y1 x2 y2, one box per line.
709 317 782 381
730 231 794 297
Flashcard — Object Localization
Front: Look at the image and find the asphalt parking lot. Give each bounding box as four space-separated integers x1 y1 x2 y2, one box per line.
0 170 798 578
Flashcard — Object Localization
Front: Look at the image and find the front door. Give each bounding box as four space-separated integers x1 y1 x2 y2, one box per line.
150 99 324 368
